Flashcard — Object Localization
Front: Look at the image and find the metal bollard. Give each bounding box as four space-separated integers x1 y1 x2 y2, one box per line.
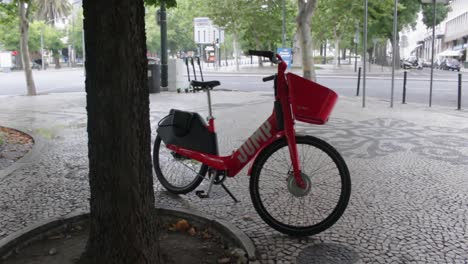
402 71 407 104
458 73 462 110
356 67 361 96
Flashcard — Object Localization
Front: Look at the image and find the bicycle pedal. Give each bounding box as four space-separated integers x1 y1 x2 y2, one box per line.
195 190 210 199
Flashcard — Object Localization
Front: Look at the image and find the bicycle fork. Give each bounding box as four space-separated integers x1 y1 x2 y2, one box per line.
279 92 305 189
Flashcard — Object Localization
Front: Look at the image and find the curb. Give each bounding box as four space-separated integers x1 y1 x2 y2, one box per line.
0 130 46 182
157 206 257 261
0 211 87 260
0 207 257 261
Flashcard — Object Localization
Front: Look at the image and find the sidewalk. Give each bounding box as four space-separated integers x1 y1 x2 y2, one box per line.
0 91 467 263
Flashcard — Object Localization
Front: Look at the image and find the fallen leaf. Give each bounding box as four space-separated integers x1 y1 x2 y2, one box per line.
175 219 190 232
188 227 196 236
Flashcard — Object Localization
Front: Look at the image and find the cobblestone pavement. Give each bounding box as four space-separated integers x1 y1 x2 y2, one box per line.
0 91 467 263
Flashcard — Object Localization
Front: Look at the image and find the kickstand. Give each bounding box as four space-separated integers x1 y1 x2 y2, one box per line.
221 183 239 203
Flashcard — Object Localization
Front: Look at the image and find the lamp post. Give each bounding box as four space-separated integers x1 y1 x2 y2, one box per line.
41 26 45 70
160 2 168 90
354 24 359 72
421 0 450 107
363 0 368 108
391 0 398 108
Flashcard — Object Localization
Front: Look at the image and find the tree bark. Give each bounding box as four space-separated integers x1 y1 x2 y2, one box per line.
333 29 340 68
233 32 240 71
296 0 318 81
80 0 159 263
18 2 36 96
253 30 263 67
54 51 61 69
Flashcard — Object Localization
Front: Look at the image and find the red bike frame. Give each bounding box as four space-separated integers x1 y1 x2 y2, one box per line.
166 54 306 188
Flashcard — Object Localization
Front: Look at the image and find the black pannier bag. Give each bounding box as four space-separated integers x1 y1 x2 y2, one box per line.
157 109 218 155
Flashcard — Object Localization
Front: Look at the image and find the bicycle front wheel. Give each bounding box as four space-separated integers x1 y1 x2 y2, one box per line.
250 135 351 236
153 136 207 194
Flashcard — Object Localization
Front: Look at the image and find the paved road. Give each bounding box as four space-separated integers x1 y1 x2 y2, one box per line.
1 67 466 107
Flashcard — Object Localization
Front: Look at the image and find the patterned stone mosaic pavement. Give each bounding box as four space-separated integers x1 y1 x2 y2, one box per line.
0 91 467 263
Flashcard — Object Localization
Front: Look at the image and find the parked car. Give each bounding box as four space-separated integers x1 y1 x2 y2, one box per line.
402 57 423 70
440 58 461 71
420 59 432 68
433 58 443 69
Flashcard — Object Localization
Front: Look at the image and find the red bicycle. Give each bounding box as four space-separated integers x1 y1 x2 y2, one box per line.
154 50 351 236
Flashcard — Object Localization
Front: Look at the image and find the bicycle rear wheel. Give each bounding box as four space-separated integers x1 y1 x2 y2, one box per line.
249 135 351 236
153 136 207 194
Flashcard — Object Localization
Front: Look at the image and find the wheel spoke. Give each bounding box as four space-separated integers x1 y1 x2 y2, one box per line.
250 136 351 236
154 137 205 194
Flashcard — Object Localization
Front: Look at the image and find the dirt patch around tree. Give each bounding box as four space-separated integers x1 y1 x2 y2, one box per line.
0 126 34 170
2 219 247 264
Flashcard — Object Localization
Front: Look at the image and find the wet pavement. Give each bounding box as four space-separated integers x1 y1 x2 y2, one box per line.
0 91 467 263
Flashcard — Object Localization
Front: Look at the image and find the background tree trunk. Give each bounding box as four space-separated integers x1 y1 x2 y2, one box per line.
333 30 340 68
296 0 318 81
18 2 36 96
233 32 240 71
53 51 61 69
80 0 159 263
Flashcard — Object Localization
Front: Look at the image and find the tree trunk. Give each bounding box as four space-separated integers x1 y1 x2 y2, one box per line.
323 40 327 64
18 2 36 96
54 51 61 69
79 0 159 263
296 0 318 81
390 38 400 69
333 30 340 68
254 31 263 67
233 32 240 71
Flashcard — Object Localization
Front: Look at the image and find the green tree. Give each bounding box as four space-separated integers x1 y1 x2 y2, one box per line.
0 2 19 51
240 0 296 60
367 0 420 63
68 8 84 66
421 2 450 28
207 0 251 70
312 0 360 67
30 21 66 68
35 0 71 25
145 6 161 55
166 0 202 55
146 0 176 8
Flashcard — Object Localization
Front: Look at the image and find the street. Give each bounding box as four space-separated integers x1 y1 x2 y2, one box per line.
1 67 466 108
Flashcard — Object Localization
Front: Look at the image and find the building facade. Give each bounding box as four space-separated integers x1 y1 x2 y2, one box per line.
412 0 468 67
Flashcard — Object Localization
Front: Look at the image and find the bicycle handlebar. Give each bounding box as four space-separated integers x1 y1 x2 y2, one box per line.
248 50 278 63
263 74 276 82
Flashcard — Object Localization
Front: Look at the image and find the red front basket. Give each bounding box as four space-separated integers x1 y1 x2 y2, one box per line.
286 73 338 125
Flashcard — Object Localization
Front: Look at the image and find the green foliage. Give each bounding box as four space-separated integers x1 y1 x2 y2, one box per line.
421 3 450 28
145 6 161 54
205 0 297 52
145 0 177 8
367 0 420 41
28 22 66 53
312 0 360 43
166 0 203 54
145 0 203 55
0 2 18 50
68 8 83 57
35 0 71 24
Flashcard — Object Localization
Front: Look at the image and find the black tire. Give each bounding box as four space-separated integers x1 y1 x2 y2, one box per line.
153 136 207 194
249 135 351 236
